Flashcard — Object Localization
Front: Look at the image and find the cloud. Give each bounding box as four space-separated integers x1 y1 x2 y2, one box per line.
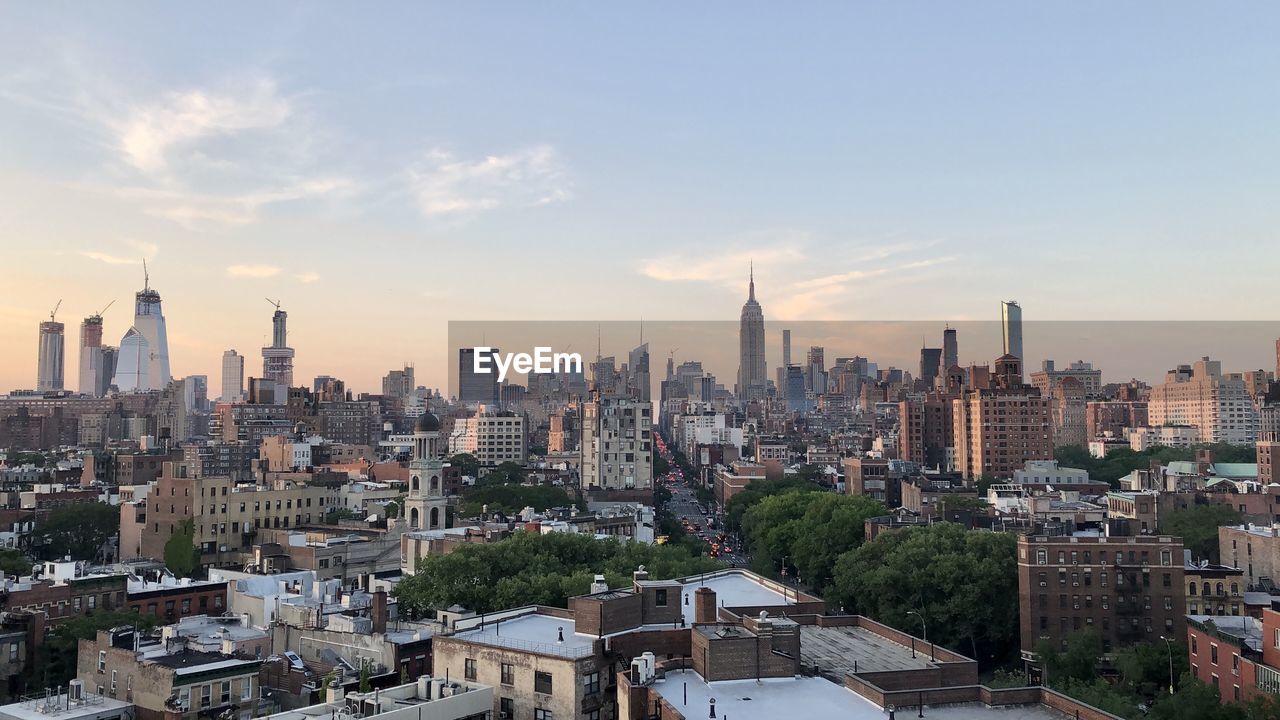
296 272 320 283
80 238 159 265
639 238 808 286
114 77 292 175
226 264 281 279
408 145 570 217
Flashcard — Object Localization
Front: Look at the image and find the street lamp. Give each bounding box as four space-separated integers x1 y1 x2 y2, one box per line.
907 611 932 661
1159 635 1175 695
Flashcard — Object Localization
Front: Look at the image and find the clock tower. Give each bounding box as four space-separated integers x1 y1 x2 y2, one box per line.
406 413 448 530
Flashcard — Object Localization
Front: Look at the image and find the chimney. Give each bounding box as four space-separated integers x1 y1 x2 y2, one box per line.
372 590 388 635
590 574 608 594
632 565 649 587
694 586 717 624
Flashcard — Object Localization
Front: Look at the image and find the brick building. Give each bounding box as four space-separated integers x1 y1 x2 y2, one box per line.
953 356 1054 480
1017 534 1186 663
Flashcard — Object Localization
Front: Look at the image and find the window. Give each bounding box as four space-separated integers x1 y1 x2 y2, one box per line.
501 663 514 686
584 671 600 694
500 698 514 717
242 678 252 701
1211 645 1219 664
220 681 230 704
464 658 477 681
8 643 16 662
97 651 105 672
201 684 212 708
655 588 668 607
534 671 553 695
110 670 117 695
535 710 554 720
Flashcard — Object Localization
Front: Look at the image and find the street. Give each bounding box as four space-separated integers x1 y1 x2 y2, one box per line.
655 435 749 567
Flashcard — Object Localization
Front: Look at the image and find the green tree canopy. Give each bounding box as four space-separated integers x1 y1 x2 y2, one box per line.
1055 444 1255 489
457 483 581 518
830 523 1018 667
394 531 722 616
0 548 35 577
32 502 119 562
723 476 817 531
163 518 200 578
1157 504 1240 563
448 453 480 478
740 492 883 593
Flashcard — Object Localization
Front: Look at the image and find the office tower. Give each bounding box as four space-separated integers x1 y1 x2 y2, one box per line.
785 366 807 413
312 375 336 392
261 303 295 388
458 347 500 405
665 353 674 381
113 268 172 392
1001 300 1023 361
919 347 942 389
185 375 209 413
629 342 651 401
581 392 653 491
782 329 791 368
1148 357 1258 444
737 264 767 403
942 325 958 370
37 317 65 392
805 346 826 394
78 312 116 396
221 350 245 402
386 365 416 398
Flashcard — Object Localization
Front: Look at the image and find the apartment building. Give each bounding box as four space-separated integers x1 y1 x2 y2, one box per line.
1148 358 1258 445
126 462 342 570
1220 524 1280 590
77 626 263 720
952 356 1053 480
1017 534 1186 662
448 406 527 467
581 394 653 491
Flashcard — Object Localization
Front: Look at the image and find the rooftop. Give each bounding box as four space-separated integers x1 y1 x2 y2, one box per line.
677 569 802 625
799 624 935 674
0 691 134 720
652 670 1076 720
448 610 596 659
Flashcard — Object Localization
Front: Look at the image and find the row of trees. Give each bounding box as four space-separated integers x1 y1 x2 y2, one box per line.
393 531 722 616
1033 629 1280 720
740 491 884 592
451 458 584 518
1055 444 1256 488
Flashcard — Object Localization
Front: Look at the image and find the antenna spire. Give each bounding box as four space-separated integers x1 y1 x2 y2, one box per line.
143 258 149 291
748 259 755 301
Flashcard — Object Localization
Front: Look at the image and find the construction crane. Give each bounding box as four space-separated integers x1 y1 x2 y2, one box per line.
94 299 115 318
265 297 282 311
49 299 62 323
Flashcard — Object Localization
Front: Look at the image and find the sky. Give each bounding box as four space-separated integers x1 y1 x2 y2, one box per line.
2 3 1280 395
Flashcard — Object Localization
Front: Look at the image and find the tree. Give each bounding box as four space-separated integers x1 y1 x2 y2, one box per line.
1035 629 1102 687
358 662 371 693
457 484 581 518
0 548 34 577
324 507 361 524
830 523 1018 667
164 519 200 578
1113 639 1188 699
1158 504 1240 563
32 502 119 562
394 531 722 616
723 476 816 531
448 453 480 478
740 492 883 593
1147 675 1247 720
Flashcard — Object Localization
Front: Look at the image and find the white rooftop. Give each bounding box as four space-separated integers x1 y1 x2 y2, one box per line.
678 570 799 625
452 612 596 658
657 670 1075 720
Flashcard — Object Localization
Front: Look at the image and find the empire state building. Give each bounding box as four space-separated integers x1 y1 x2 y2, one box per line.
737 263 767 404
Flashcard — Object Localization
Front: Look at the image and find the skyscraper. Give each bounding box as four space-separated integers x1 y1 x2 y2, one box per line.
221 350 245 402
113 267 172 392
736 263 767 403
37 318 65 392
78 312 116 397
261 304 295 388
1001 300 1023 361
943 325 958 370
458 347 500 405
628 342 650 401
782 329 792 368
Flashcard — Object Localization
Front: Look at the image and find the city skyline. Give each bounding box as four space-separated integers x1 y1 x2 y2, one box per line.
4 4 1280 393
